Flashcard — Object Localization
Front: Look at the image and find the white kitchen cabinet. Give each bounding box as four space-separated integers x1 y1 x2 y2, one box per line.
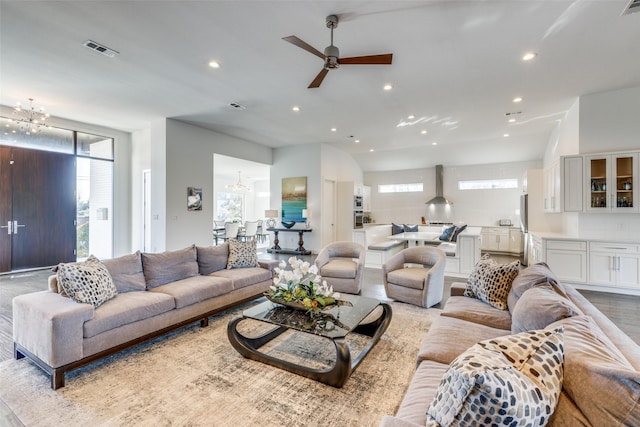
585 153 638 213
529 234 544 265
589 242 640 288
545 240 587 284
362 185 371 212
543 160 561 212
481 227 510 252
562 156 583 212
509 228 523 254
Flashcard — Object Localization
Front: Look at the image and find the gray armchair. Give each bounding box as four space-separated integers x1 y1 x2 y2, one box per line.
315 241 365 294
382 246 446 308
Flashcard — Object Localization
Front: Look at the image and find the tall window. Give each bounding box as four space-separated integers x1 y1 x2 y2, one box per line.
215 192 244 222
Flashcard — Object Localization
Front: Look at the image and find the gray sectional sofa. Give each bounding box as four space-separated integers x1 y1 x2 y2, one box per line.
12 242 278 389
381 262 640 426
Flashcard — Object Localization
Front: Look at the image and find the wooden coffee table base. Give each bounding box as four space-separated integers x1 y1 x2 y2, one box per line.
227 302 392 388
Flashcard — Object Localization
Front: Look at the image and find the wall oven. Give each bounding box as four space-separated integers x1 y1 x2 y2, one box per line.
354 196 363 210
354 211 363 229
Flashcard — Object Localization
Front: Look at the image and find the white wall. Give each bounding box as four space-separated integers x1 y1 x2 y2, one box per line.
544 99 580 167
131 127 151 252
365 160 540 227
579 85 640 154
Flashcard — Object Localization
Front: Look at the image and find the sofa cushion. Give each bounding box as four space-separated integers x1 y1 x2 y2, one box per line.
417 315 510 365
149 275 233 309
319 258 357 279
387 267 428 291
511 284 582 334
227 239 259 269
548 315 640 427
102 251 146 293
464 255 520 310
211 266 272 290
394 360 450 426
426 328 565 427
441 296 512 330
197 243 229 275
83 291 175 338
142 245 198 289
404 224 419 232
57 255 118 308
507 262 558 312
392 223 404 235
438 225 456 241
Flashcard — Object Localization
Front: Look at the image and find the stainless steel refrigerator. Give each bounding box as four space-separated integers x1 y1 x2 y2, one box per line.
520 193 529 265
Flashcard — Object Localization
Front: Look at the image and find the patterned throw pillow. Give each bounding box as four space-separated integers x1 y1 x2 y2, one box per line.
57 255 118 307
426 328 565 427
465 255 520 310
450 224 467 242
227 238 259 269
439 225 456 241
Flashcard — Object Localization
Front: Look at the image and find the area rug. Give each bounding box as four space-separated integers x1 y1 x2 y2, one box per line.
0 301 440 427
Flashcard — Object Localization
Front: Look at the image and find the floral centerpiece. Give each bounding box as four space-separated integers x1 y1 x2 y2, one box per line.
265 256 341 315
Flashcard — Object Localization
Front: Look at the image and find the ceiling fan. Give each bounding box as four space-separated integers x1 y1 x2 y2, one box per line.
283 14 393 88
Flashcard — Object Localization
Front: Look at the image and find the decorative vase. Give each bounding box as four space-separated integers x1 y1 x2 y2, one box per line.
281 221 296 229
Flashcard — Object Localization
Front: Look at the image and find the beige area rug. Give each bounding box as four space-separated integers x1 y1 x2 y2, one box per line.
0 301 440 427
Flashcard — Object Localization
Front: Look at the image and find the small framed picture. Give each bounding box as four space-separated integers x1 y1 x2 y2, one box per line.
187 187 202 211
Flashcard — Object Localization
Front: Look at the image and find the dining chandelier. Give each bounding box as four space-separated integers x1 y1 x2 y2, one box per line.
11 98 50 135
226 171 251 192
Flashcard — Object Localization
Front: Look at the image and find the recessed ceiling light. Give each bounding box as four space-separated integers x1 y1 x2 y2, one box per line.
369 149 375 152
508 118 516 123
208 60 220 68
513 97 523 103
383 84 393 91
331 128 337 132
408 115 415 120
420 130 427 135
522 52 537 61
292 106 300 112
432 142 437 146
355 139 360 143
503 133 510 137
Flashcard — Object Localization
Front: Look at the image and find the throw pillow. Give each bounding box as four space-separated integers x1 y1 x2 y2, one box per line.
56 255 118 308
439 225 456 241
426 328 565 427
391 223 404 235
507 262 558 312
511 283 582 333
197 242 230 275
450 224 467 242
465 255 520 310
141 245 199 289
404 224 418 232
101 251 146 293
227 238 259 269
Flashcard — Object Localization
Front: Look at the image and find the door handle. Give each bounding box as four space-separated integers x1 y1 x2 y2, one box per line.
0 221 11 235
12 220 25 234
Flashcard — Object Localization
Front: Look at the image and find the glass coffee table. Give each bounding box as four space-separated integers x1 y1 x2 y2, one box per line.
227 294 392 387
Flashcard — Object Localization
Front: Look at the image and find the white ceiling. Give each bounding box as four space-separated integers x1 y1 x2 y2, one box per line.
2 0 639 173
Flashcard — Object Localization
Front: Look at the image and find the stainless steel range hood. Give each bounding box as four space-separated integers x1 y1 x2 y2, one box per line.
425 165 453 205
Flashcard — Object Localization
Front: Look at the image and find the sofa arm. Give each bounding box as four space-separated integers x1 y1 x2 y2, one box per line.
13 291 94 368
378 415 422 427
258 259 280 272
450 281 467 297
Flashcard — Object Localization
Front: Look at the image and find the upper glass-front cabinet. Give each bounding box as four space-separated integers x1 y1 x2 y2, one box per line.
585 153 638 212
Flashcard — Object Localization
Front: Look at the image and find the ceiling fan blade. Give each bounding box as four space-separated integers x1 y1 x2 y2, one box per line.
308 68 329 88
282 36 325 60
338 53 393 65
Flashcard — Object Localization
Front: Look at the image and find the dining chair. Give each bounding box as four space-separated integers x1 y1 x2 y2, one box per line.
239 220 259 241
214 220 227 245
224 222 240 241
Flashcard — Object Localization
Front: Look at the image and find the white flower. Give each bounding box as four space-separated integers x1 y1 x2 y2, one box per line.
309 264 318 275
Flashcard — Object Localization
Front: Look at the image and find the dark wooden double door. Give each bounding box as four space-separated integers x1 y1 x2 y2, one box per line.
0 146 76 272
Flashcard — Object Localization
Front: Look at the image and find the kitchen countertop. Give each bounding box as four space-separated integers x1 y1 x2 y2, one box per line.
529 231 640 244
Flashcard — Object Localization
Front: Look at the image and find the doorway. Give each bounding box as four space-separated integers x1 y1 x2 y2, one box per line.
0 146 76 272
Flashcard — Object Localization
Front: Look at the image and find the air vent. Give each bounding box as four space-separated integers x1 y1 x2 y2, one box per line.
83 40 119 57
229 103 246 110
622 0 640 15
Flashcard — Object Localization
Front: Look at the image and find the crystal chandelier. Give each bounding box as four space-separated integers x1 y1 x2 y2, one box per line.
11 98 50 135
226 171 251 192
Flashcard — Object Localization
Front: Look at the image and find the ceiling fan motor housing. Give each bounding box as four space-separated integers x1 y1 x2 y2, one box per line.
324 44 340 69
